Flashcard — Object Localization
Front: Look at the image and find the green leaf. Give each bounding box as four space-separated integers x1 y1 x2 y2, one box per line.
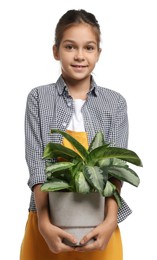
103 181 116 197
89 146 143 166
42 143 82 160
46 162 74 173
51 129 89 161
83 165 105 194
75 172 91 193
113 190 122 208
45 161 54 167
107 166 140 187
71 161 83 178
98 166 109 184
97 158 112 167
41 179 70 192
88 131 107 152
103 181 122 207
111 158 127 167
46 170 72 183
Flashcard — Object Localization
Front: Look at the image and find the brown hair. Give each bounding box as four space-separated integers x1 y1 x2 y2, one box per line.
54 9 101 49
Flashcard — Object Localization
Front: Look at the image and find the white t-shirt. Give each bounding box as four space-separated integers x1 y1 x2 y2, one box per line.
67 99 85 132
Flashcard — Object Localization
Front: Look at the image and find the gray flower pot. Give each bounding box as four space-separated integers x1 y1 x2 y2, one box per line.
48 192 105 246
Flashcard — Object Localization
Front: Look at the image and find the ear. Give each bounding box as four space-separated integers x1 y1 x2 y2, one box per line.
96 48 102 62
53 45 60 60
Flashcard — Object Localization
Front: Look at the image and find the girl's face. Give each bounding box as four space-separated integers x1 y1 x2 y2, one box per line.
53 23 101 82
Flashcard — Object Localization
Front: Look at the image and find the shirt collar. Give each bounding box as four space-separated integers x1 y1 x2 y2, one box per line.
55 75 99 97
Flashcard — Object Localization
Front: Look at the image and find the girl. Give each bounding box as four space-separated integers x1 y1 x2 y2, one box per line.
20 9 132 260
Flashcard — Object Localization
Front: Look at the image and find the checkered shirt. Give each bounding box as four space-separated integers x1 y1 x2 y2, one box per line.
25 75 132 223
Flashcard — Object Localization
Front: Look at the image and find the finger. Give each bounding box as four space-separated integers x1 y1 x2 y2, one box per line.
79 229 97 246
60 243 76 252
75 240 98 252
61 229 78 245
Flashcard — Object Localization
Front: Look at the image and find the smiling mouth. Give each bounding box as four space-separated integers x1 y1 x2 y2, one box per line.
71 65 88 68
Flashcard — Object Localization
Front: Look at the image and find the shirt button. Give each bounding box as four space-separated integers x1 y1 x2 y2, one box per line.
62 122 66 127
67 102 71 107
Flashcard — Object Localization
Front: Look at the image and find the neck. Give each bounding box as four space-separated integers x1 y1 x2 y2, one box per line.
63 76 91 100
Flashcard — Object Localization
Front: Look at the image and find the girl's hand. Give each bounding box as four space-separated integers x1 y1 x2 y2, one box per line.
75 189 120 252
75 218 117 252
33 184 77 253
39 220 77 254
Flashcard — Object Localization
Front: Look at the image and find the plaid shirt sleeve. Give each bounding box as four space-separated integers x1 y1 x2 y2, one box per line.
25 88 46 190
108 94 129 149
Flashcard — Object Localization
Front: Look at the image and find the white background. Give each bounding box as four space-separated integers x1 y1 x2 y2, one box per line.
0 0 157 259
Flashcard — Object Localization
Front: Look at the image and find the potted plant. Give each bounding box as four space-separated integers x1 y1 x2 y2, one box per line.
41 129 142 246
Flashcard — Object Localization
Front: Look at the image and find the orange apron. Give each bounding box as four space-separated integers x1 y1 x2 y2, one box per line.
20 131 123 260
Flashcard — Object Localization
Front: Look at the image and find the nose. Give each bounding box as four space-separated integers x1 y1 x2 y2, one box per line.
74 49 85 61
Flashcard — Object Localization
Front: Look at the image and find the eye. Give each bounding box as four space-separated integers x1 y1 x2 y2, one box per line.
86 45 95 52
64 44 75 51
